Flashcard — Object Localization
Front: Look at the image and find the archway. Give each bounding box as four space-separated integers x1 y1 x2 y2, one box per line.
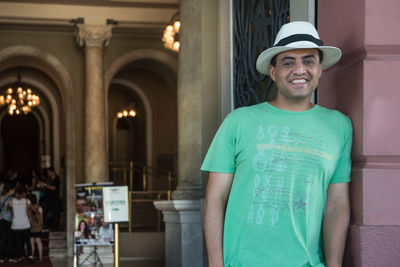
106 49 178 231
0 45 76 256
106 49 178 189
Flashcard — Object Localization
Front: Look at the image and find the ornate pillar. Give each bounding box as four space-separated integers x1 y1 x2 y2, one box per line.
77 24 112 183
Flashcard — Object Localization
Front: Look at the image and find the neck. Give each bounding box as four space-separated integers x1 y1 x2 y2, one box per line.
269 96 314 112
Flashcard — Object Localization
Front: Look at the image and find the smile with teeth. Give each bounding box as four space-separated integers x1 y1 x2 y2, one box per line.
291 79 307 84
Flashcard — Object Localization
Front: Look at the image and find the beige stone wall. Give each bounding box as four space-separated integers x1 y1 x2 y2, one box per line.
0 29 86 182
0 28 178 184
104 35 176 71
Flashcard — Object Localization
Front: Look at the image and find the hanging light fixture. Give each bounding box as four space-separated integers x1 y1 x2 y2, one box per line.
0 70 40 115
116 102 137 119
162 12 180 52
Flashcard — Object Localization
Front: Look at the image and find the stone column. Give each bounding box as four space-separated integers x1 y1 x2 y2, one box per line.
77 24 112 183
155 0 218 266
154 200 203 267
171 0 203 201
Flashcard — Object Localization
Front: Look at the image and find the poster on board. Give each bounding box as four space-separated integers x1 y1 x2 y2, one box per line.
103 186 129 223
74 182 114 244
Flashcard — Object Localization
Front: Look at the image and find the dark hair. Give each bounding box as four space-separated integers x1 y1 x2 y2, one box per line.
28 193 38 205
270 49 324 67
78 220 91 238
16 183 27 196
47 167 55 173
1 181 15 195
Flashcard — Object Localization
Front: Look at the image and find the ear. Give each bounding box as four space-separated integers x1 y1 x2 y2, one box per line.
317 62 322 78
269 65 276 82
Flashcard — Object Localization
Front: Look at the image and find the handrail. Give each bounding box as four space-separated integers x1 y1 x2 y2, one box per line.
127 190 171 232
109 161 175 232
109 161 176 176
109 161 176 192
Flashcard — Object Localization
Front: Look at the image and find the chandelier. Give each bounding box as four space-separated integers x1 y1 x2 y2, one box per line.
117 109 136 118
162 12 180 52
117 102 137 118
0 72 40 115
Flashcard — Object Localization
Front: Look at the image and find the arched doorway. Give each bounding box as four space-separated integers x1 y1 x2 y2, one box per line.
0 66 61 182
1 113 39 184
106 50 178 231
0 45 76 256
106 50 178 191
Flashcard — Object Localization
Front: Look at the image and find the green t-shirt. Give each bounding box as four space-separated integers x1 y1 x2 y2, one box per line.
201 102 353 267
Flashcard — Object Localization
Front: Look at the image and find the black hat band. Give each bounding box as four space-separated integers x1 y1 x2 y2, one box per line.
274 34 323 47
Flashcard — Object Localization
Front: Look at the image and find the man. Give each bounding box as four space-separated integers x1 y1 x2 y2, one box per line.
202 21 352 267
38 167 60 229
98 217 114 242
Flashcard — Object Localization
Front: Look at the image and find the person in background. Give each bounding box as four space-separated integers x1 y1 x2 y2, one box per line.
28 194 43 262
98 217 114 242
10 184 34 264
0 182 16 263
38 167 60 230
26 170 40 192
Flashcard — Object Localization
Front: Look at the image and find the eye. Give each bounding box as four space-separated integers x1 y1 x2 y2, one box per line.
304 59 315 66
282 61 294 67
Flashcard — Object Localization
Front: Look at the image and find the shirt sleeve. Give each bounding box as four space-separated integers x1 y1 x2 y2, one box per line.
330 116 353 183
201 113 237 174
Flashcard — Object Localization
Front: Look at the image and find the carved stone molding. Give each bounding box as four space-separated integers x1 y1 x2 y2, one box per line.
76 24 113 48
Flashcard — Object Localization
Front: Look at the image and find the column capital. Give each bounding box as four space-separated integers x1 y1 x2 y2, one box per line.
76 24 113 48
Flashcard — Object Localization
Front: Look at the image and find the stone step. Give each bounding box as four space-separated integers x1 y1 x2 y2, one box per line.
49 248 67 259
49 238 66 249
48 230 66 258
49 231 66 240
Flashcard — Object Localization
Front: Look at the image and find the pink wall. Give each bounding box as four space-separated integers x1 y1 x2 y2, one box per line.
318 0 400 266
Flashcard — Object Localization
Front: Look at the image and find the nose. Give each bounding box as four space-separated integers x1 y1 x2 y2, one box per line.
292 61 306 75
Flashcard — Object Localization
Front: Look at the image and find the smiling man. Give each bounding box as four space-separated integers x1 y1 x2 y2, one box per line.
202 21 353 267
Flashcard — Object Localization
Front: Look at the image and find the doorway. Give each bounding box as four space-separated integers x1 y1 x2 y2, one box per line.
1 112 39 184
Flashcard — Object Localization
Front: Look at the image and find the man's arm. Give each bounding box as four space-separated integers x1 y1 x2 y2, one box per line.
204 172 234 267
38 180 56 190
323 182 350 267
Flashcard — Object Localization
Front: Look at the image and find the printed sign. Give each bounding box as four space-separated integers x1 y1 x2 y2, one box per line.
74 182 113 243
103 186 129 223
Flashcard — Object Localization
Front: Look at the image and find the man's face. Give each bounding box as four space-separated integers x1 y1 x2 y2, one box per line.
47 169 54 178
269 48 322 102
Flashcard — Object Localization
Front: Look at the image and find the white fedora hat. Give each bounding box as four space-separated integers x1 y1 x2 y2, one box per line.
256 21 342 75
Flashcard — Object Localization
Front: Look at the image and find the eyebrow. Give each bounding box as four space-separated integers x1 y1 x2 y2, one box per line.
280 54 317 62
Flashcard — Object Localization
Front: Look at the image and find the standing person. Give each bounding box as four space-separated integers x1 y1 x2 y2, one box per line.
28 194 43 262
202 21 352 267
10 185 34 264
38 167 60 230
0 182 16 263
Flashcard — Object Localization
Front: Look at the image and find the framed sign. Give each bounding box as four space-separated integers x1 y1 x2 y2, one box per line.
103 186 129 223
74 182 113 243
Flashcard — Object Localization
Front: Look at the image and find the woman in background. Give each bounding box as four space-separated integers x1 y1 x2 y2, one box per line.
0 182 15 263
75 219 92 240
10 185 33 264
28 194 43 262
